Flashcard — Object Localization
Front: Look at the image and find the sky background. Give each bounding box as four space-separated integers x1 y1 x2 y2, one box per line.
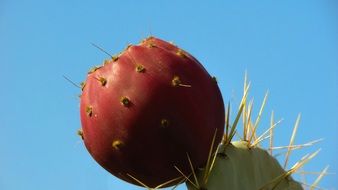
1 0 337 190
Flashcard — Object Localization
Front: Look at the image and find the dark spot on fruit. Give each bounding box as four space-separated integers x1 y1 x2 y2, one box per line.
135 64 146 73
171 76 182 87
176 49 187 58
80 82 86 91
97 76 107 86
112 56 119 62
147 42 156 48
86 106 93 117
160 119 170 128
120 96 131 107
212 76 218 83
77 128 84 140
112 140 124 150
88 66 101 74
172 76 192 87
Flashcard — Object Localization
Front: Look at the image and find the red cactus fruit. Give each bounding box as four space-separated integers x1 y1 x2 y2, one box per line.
80 36 225 188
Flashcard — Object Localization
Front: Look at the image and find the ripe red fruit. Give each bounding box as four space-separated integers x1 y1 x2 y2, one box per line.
80 36 225 188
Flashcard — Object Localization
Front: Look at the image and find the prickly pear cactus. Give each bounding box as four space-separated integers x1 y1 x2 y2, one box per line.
78 36 326 190
79 36 225 188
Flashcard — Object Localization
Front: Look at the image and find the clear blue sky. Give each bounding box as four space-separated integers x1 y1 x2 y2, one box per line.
1 0 337 189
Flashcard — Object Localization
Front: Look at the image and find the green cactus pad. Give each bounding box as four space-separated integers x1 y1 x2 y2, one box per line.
187 141 303 190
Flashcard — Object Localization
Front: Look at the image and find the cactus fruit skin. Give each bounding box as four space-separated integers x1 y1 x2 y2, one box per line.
80 37 225 187
186 141 303 190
